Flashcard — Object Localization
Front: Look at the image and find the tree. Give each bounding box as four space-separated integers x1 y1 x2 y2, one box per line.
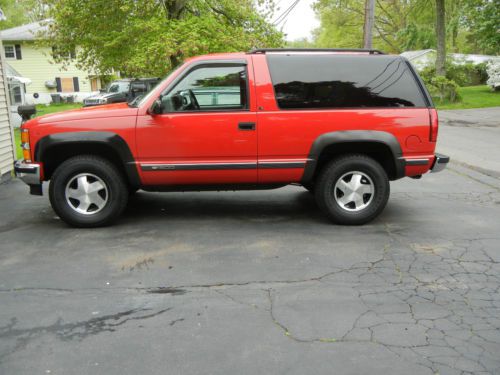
42 0 283 76
435 0 446 76
362 0 375 49
0 0 48 30
313 0 434 53
462 0 500 55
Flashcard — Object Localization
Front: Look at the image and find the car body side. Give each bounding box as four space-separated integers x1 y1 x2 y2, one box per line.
20 52 439 192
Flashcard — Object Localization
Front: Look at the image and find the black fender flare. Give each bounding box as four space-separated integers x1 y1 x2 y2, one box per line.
34 131 140 187
301 130 405 183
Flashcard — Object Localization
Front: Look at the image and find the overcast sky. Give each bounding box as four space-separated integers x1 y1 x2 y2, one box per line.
274 0 319 41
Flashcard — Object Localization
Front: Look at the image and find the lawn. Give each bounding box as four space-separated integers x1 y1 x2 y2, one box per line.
436 85 500 110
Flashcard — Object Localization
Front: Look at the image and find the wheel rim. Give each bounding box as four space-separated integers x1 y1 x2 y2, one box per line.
65 173 109 215
333 171 374 212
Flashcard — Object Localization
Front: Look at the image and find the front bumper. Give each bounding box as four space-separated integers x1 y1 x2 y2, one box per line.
14 160 41 185
431 153 450 173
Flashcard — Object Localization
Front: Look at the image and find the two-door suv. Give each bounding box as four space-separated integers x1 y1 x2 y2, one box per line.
15 48 449 227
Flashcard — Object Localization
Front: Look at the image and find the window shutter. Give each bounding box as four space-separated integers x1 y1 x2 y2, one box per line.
55 77 62 92
73 77 80 92
15 44 22 60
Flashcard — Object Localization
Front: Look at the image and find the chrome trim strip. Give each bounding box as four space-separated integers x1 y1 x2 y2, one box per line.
141 163 257 171
259 162 306 169
140 161 309 171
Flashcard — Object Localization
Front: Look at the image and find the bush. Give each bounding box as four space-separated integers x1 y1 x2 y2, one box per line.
486 61 500 91
427 76 461 103
420 62 488 87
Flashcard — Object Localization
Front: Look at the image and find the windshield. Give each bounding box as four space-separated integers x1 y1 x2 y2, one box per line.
107 81 130 93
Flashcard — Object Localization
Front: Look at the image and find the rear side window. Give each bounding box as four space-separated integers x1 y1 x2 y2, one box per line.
267 54 427 109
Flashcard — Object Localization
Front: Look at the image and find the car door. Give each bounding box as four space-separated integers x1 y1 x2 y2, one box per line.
136 59 257 186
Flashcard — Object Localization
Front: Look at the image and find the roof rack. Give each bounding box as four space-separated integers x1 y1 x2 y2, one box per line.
247 48 385 55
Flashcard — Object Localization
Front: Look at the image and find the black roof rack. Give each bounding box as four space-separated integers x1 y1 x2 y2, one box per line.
247 48 385 55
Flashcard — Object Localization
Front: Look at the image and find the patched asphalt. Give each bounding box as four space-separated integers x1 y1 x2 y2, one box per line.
1 161 500 374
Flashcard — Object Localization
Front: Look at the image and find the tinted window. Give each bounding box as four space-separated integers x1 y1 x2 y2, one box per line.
161 65 247 112
267 54 426 109
108 81 130 93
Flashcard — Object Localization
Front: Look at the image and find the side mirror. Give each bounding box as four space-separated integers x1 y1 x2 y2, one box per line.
149 98 163 115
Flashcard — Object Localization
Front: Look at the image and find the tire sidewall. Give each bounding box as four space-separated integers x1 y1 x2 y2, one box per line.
316 156 389 225
49 158 127 227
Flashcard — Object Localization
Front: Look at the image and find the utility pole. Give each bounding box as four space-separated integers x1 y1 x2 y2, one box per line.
363 0 375 49
435 0 446 76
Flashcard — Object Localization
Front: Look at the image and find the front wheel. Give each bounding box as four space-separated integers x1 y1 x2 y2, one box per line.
315 154 390 225
49 155 129 227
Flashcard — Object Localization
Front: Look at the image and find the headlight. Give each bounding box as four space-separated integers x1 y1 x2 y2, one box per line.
99 98 108 104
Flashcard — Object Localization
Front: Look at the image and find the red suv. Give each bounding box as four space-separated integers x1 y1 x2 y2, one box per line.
15 48 449 227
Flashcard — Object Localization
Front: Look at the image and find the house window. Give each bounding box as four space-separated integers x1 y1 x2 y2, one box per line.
9 83 24 105
55 77 80 93
90 77 101 91
52 46 76 59
4 44 21 59
4 45 15 59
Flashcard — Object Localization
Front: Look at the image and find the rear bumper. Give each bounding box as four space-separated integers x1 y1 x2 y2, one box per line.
431 153 450 173
14 160 41 185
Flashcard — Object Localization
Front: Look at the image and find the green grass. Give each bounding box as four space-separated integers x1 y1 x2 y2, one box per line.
14 127 21 159
436 85 500 110
14 103 83 159
34 103 82 117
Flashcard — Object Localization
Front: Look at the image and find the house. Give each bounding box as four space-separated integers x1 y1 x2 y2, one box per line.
0 20 105 105
0 39 16 182
401 49 500 71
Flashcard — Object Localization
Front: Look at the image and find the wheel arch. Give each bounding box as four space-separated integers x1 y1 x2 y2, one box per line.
34 131 140 188
301 130 405 183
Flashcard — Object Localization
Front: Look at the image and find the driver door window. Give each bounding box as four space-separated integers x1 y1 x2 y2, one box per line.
161 65 248 113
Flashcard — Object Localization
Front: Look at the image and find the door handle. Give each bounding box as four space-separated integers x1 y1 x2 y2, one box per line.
238 122 256 131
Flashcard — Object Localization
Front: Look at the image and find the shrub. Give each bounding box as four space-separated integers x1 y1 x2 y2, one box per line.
420 62 488 87
427 76 461 103
486 61 500 91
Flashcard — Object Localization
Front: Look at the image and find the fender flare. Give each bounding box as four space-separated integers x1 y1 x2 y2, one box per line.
301 130 405 183
34 131 140 187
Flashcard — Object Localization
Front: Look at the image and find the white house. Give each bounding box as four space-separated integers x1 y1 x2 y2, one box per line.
0 39 16 182
0 20 105 105
401 49 500 71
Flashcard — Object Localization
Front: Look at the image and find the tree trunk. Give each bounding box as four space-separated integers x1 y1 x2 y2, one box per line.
435 0 446 76
363 0 375 49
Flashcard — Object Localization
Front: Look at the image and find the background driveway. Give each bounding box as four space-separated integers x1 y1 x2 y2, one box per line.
1 108 499 375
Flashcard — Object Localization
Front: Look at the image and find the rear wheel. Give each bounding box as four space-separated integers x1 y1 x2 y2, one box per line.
49 155 128 227
315 154 390 225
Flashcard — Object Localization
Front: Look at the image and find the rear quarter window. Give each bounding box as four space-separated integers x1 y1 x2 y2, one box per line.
266 54 427 109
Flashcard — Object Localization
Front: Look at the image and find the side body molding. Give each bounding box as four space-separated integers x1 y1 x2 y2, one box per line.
301 130 405 183
34 131 140 187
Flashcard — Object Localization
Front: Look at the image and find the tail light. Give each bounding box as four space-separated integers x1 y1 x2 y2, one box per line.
429 109 438 142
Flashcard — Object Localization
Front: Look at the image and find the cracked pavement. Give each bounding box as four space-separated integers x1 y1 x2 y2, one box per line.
1 162 500 374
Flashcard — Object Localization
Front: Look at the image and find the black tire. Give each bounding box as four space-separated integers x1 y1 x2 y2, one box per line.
315 154 390 225
49 155 129 227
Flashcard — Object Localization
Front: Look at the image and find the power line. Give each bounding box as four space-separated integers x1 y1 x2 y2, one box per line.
273 0 301 26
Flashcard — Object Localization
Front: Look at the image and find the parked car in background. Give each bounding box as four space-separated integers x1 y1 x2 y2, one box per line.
83 78 159 107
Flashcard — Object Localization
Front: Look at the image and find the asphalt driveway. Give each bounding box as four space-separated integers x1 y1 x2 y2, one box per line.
1 159 500 374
